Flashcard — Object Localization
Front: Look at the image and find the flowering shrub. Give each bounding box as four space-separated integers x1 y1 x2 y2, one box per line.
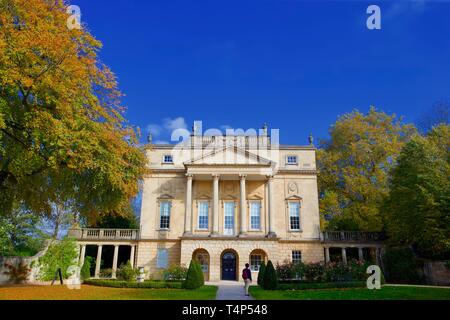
163 264 188 281
276 259 371 283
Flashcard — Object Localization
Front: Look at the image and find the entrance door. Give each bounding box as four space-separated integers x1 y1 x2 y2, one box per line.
222 252 237 280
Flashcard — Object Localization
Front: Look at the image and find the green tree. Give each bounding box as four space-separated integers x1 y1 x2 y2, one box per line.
36 237 78 280
384 125 450 259
257 261 266 286
0 0 147 220
182 260 203 289
318 107 416 231
0 206 44 256
263 260 278 290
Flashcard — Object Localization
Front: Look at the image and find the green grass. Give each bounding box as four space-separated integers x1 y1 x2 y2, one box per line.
249 285 450 300
0 285 218 300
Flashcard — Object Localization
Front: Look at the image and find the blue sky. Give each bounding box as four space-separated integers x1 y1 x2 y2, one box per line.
75 0 450 145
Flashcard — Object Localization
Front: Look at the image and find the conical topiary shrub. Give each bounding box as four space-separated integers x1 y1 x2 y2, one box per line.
195 260 205 286
263 260 278 290
257 261 266 286
182 260 203 289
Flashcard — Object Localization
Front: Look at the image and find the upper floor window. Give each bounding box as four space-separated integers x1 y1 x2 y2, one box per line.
286 155 298 165
163 154 173 163
198 201 209 230
159 201 171 229
157 248 168 269
249 201 261 230
292 250 302 264
288 202 300 230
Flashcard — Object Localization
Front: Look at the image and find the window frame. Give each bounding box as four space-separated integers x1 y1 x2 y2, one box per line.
162 154 174 164
197 201 209 230
288 201 301 231
292 250 302 264
286 155 298 165
250 254 263 272
159 201 171 230
223 201 235 236
249 201 261 231
156 248 169 269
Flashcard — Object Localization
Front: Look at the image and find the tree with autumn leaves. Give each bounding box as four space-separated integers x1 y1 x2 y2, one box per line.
0 0 146 224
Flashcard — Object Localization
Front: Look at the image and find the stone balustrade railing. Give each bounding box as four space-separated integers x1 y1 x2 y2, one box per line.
321 231 385 242
70 228 140 240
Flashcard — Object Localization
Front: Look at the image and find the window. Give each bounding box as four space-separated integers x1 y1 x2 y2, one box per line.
156 249 168 269
249 201 261 230
292 250 302 264
289 202 300 230
159 201 171 229
198 201 209 230
163 155 173 163
223 202 235 235
250 254 262 271
286 155 298 165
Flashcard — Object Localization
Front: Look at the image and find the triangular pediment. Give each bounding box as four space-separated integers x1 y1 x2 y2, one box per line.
185 146 272 166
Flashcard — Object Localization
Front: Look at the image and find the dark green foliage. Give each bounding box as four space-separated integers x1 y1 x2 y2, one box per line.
182 260 203 289
263 260 278 290
163 264 188 281
116 261 139 281
257 261 266 286
383 247 423 284
3 261 30 284
277 281 366 290
84 279 182 289
80 256 93 280
384 125 450 259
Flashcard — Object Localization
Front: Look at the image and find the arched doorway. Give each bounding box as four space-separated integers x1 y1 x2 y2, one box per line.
221 250 238 281
192 249 210 281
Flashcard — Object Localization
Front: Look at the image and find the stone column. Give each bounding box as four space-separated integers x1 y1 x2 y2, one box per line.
112 245 119 279
358 247 364 261
341 247 347 265
211 174 220 236
79 244 86 267
184 174 193 236
325 247 330 263
95 245 103 278
267 175 276 237
130 245 135 268
239 174 247 237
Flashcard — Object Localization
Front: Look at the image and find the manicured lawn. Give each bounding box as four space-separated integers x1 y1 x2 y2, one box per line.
0 285 218 300
249 285 450 300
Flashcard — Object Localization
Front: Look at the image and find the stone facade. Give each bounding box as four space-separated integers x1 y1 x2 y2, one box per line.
136 130 325 281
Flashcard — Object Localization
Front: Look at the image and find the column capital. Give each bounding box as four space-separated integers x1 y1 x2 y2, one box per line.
239 174 247 180
212 173 220 180
186 173 194 179
266 175 274 181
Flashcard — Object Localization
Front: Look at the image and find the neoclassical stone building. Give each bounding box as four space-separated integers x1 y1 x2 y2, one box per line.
74 125 383 281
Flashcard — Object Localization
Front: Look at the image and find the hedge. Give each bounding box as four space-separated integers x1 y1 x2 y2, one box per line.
276 281 366 290
84 279 182 289
263 260 278 290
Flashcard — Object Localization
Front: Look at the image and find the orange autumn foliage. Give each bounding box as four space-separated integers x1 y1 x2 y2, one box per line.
0 0 147 218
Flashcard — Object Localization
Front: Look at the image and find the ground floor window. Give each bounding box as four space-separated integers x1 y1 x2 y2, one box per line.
157 248 168 269
250 254 262 271
292 250 302 264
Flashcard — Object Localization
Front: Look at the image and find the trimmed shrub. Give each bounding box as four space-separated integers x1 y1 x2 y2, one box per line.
80 256 93 280
263 260 278 290
163 264 188 281
182 260 203 289
277 281 366 291
257 261 266 286
117 261 140 281
383 247 423 284
84 279 182 289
